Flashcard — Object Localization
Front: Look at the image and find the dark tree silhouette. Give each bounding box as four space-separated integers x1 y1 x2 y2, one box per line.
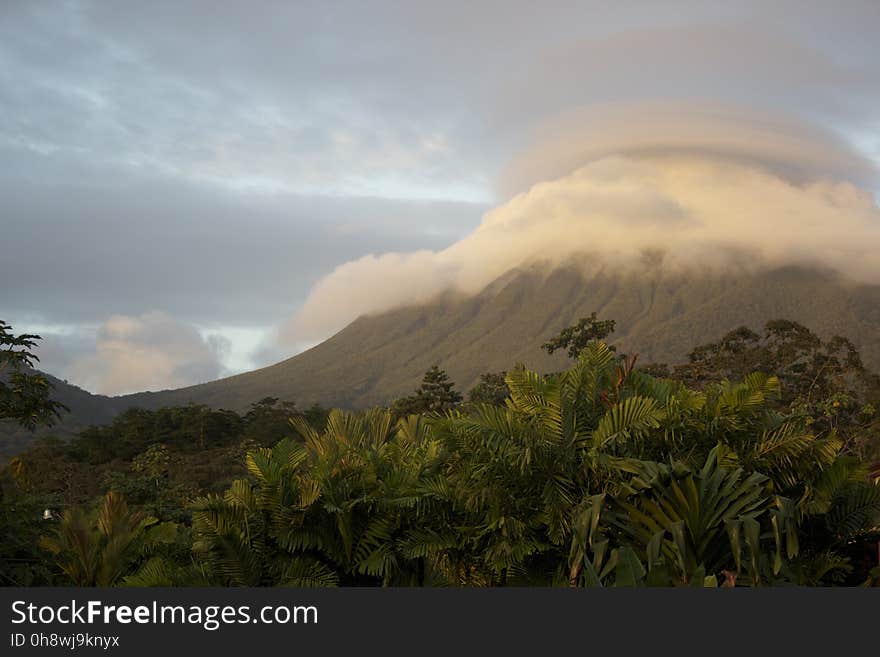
542 313 616 359
0 320 67 430
392 365 463 417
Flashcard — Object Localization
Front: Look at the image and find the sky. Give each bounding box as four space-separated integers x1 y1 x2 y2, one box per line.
2 1 879 395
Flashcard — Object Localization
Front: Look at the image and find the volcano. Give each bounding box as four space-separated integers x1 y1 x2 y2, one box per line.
119 263 880 410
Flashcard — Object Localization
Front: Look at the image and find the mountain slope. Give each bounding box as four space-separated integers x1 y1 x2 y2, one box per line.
5 262 879 458
119 263 880 411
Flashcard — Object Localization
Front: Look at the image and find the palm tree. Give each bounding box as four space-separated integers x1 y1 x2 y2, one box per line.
39 491 175 586
192 409 448 586
190 340 880 587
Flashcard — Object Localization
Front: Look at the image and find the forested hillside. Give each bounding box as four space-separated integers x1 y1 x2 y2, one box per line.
0 372 124 460
117 264 880 411
2 317 878 587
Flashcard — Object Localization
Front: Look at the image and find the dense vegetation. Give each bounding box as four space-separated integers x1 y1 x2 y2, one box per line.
1 318 878 587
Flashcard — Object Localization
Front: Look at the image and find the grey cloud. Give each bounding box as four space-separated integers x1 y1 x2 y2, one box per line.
0 1 495 198
0 162 484 327
25 328 97 384
65 311 226 395
13 1 877 203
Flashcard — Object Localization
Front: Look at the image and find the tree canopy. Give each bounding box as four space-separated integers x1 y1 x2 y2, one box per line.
542 313 617 359
0 320 67 430
391 365 463 418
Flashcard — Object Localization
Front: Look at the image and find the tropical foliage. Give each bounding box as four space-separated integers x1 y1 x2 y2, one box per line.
1 318 878 587
39 490 179 586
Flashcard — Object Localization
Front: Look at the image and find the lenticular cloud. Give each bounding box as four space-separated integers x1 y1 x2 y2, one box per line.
282 105 880 345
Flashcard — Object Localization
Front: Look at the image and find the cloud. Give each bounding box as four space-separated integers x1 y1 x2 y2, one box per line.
0 169 484 327
283 106 880 344
0 1 495 200
66 312 226 395
498 103 878 198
